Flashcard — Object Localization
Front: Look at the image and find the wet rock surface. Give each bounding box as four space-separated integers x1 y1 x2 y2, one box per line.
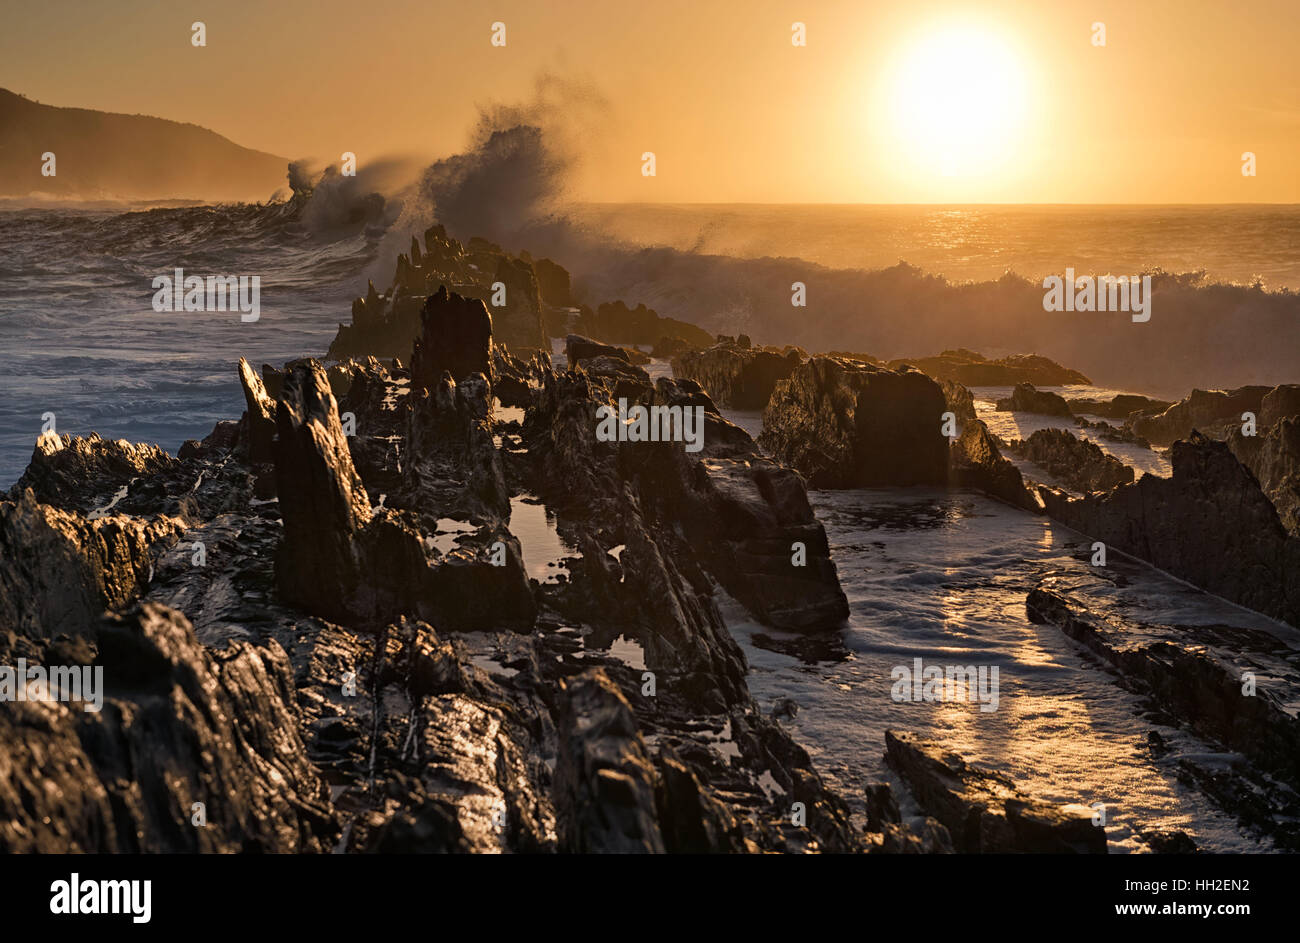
1028 580 1300 849
948 420 1040 511
1007 427 1135 493
671 339 803 409
1131 386 1271 447
760 356 949 488
996 382 1072 417
1039 433 1300 627
884 731 1108 853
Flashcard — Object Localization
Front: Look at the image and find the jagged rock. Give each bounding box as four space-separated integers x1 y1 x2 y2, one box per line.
633 377 850 631
939 378 976 424
995 382 1072 417
885 731 1107 853
0 489 180 640
328 225 545 359
490 255 548 351
1260 384 1300 428
760 356 950 488
1008 427 1134 492
0 602 334 852
9 431 177 512
492 345 541 409
671 340 803 409
654 746 743 852
1228 386 1300 535
1073 415 1152 448
948 420 1040 511
411 286 493 392
889 350 1091 387
553 669 666 853
1131 386 1271 446
273 360 372 622
238 357 277 463
576 355 652 401
1039 432 1300 626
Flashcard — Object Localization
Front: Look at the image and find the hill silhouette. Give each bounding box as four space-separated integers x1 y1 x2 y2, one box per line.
0 89 287 202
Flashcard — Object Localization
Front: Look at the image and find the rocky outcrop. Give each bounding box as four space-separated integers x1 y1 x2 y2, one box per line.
633 377 850 630
995 382 1072 417
949 420 1039 511
1007 428 1134 492
238 357 277 463
1131 386 1271 447
885 731 1107 853
1227 386 1300 535
553 669 667 853
760 357 950 488
328 225 545 359
565 334 631 369
671 340 804 409
9 431 177 513
1068 393 1170 420
940 378 976 423
0 489 179 640
1028 583 1300 794
1040 433 1300 626
0 602 334 852
411 286 494 391
888 349 1091 387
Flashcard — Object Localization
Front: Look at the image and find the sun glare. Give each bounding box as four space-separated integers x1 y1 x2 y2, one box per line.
886 25 1031 179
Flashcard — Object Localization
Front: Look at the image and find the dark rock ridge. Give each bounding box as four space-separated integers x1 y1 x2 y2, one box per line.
1006 428 1135 493
948 420 1039 512
887 349 1091 387
1028 580 1300 847
0 602 335 852
939 378 976 424
574 299 712 350
9 431 177 512
1131 386 1271 447
1227 385 1300 535
995 382 1072 417
884 731 1108 853
760 356 950 488
328 225 546 358
670 339 804 409
1039 433 1300 627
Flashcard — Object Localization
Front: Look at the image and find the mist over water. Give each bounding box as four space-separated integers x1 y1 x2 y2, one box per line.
1 110 1297 485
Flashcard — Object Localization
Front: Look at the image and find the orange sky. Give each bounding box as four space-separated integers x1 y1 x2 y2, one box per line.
2 0 1296 202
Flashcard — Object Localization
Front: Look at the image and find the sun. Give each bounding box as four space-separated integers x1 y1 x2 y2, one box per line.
885 25 1031 179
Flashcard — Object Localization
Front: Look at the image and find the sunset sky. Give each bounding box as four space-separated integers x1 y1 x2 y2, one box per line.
2 0 1297 202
